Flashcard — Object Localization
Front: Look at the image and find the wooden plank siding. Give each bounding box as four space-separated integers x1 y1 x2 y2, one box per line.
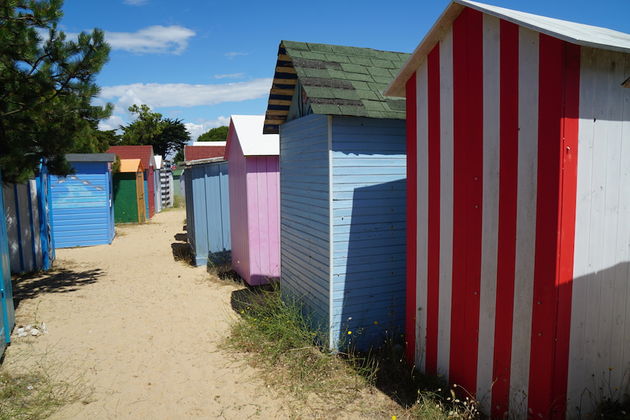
330 116 407 348
50 162 115 248
279 114 331 330
567 47 630 417
183 161 231 266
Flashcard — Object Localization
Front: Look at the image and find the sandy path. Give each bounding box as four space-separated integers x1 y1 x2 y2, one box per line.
2 208 290 419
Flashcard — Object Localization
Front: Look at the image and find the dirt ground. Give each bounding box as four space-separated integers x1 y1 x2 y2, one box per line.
2 208 294 419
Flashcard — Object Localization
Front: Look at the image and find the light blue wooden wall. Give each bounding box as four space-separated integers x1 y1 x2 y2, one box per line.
184 161 231 266
279 114 406 350
279 114 330 330
50 162 115 248
330 116 406 349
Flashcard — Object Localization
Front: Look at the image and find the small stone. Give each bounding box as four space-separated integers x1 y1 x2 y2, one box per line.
25 325 32 332
30 328 40 336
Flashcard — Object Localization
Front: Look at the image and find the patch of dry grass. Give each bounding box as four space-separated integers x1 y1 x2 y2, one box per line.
0 369 87 420
224 285 481 419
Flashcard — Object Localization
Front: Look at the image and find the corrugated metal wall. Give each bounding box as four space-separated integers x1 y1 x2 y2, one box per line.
330 116 407 348
50 162 114 248
184 161 231 266
279 114 330 332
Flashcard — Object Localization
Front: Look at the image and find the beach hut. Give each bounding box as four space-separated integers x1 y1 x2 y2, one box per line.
386 1 630 417
263 41 409 350
108 145 156 218
160 160 173 208
113 159 146 224
50 154 116 248
183 158 230 266
2 161 55 274
0 171 15 352
226 115 279 286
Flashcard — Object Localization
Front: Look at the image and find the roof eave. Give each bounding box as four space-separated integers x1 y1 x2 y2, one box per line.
386 1 465 97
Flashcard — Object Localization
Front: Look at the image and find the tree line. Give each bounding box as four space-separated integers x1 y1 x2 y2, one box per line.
0 0 226 183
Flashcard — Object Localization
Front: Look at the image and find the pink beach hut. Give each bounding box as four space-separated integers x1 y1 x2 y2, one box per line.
226 115 280 285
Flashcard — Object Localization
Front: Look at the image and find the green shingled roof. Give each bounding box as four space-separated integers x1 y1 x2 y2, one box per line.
263 41 410 134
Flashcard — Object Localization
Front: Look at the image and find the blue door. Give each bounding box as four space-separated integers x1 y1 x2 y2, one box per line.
0 171 15 348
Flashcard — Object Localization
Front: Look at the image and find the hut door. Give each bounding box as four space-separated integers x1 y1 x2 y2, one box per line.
136 172 146 222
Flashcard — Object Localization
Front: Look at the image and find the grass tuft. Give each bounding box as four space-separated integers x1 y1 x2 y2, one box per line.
225 285 481 419
0 371 84 420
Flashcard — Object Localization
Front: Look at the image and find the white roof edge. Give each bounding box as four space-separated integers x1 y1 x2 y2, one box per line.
385 2 465 97
183 157 226 167
386 0 630 97
190 141 227 146
230 115 279 156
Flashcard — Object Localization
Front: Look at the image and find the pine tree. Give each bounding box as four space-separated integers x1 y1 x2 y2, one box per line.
0 0 112 182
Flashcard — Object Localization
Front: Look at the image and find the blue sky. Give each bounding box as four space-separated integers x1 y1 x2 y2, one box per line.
59 0 630 141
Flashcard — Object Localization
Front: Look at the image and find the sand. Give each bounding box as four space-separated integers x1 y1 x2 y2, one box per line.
2 208 292 419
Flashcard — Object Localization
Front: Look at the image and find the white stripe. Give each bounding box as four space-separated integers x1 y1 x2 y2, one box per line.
437 27 454 379
476 14 500 411
416 62 429 370
567 46 595 415
568 48 630 417
509 27 538 416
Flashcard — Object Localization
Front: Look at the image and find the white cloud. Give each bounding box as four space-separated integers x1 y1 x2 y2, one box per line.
213 72 245 79
185 117 230 141
100 78 273 109
123 0 148 5
98 114 126 131
39 25 195 55
225 52 248 59
105 25 195 54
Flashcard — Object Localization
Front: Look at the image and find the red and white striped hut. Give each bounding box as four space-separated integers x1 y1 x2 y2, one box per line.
386 1 630 418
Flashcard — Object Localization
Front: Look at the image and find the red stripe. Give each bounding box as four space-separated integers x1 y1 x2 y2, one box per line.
491 19 519 418
450 7 483 395
426 44 441 375
405 72 418 365
552 42 580 419
529 35 579 419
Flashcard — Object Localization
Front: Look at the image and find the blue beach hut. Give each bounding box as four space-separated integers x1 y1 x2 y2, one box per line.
183 158 231 266
50 154 116 248
263 41 408 350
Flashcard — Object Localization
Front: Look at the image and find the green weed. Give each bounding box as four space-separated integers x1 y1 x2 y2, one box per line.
0 371 83 420
225 285 480 419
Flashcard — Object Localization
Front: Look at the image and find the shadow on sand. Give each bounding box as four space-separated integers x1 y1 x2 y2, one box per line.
12 266 104 309
171 229 195 266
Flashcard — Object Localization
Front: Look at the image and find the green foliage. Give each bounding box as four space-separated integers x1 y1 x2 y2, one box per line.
0 371 83 420
120 104 190 157
197 125 228 142
226 285 481 419
173 149 185 164
0 0 112 183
